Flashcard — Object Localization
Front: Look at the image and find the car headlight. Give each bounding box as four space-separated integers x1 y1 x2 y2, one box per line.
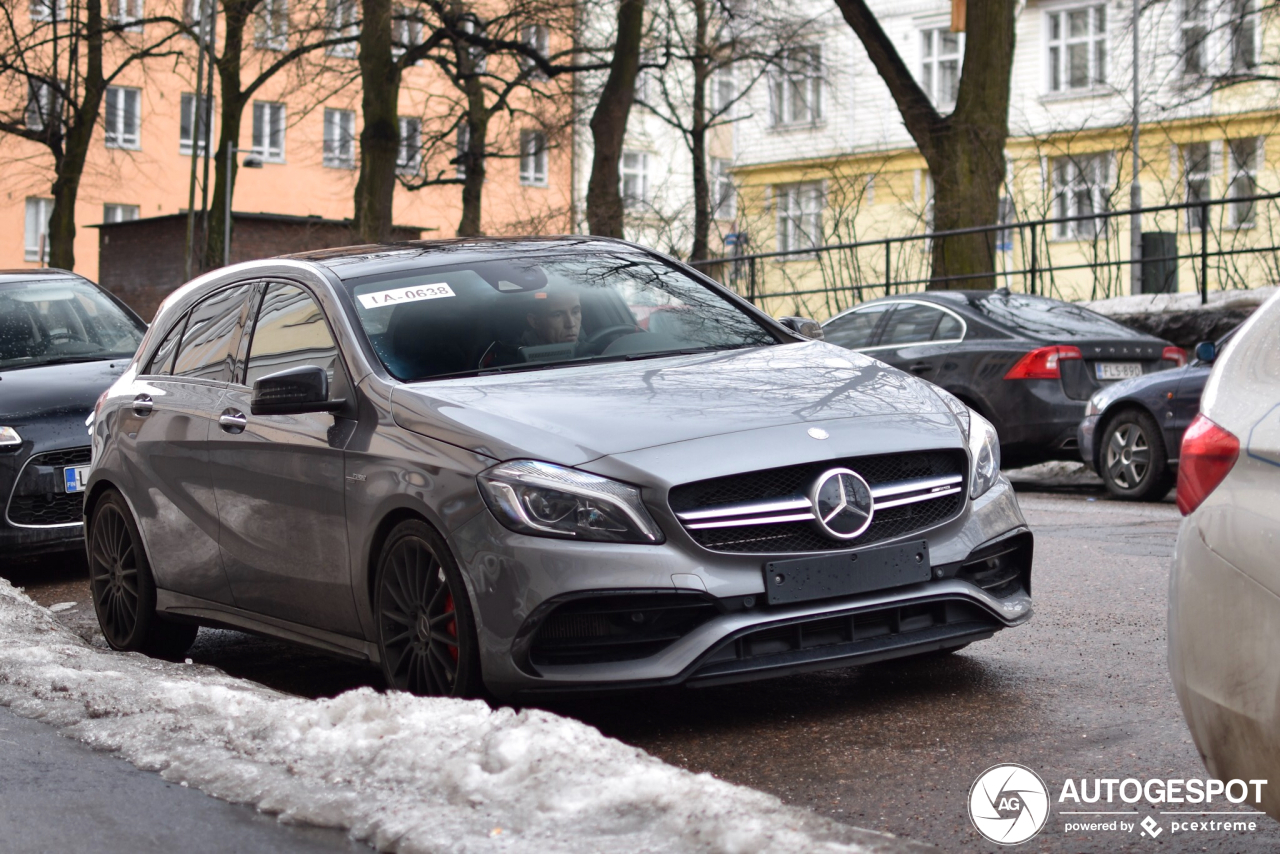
0 426 21 448
968 411 1001 499
478 460 664 544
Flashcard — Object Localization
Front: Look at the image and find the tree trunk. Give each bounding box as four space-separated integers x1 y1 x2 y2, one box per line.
585 0 645 238
456 95 488 236
47 0 107 270
354 0 401 243
687 0 711 262
205 0 249 270
833 0 1014 290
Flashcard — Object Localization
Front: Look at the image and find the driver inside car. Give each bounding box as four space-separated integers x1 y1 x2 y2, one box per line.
522 288 582 346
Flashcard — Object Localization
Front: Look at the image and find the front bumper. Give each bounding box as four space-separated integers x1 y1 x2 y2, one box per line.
0 442 90 561
453 477 1033 699
1170 517 1280 819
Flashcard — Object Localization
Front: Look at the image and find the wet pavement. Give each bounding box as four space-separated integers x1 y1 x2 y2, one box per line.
6 487 1278 852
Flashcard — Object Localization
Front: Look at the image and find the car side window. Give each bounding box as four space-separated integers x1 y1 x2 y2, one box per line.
145 311 188 376
246 283 344 392
935 312 963 341
171 286 253 382
880 304 946 346
823 305 891 349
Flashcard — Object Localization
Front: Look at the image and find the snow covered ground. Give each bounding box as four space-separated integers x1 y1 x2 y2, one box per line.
0 579 922 854
1081 286 1278 316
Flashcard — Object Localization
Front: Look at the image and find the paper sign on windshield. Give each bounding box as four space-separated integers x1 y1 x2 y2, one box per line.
357 282 456 309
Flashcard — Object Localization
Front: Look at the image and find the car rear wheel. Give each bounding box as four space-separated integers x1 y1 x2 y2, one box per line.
1100 410 1173 501
87 490 198 659
374 520 482 698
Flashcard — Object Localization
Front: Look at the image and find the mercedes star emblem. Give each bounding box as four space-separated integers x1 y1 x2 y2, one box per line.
809 467 874 540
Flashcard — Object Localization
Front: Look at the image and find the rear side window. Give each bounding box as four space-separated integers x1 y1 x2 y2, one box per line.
246 283 342 388
823 304 890 349
172 285 253 382
880 303 948 346
936 312 963 340
145 312 188 376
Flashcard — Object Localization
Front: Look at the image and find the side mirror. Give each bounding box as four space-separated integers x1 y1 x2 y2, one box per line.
779 316 825 341
1194 341 1217 365
251 365 344 416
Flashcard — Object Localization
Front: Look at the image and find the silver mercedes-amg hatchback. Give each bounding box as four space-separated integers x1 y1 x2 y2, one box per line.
86 238 1033 699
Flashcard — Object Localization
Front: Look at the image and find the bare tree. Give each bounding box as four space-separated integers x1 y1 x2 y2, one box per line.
585 0 645 237
833 0 1016 289
0 0 184 269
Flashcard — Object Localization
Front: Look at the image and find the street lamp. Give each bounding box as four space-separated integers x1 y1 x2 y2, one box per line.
224 144 264 267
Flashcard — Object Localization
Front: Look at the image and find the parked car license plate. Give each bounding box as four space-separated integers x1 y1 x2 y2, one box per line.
763 539 931 606
1096 362 1143 380
63 465 90 494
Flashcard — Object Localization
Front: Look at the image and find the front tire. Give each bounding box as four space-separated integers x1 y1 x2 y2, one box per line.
1100 409 1173 501
87 490 198 659
374 520 483 698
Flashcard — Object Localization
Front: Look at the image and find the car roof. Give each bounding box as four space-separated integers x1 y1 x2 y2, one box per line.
0 269 87 286
284 236 648 281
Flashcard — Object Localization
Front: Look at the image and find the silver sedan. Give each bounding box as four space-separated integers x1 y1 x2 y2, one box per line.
86 238 1033 700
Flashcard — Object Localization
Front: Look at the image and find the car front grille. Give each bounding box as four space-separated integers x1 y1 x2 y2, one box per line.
6 447 91 527
669 450 966 554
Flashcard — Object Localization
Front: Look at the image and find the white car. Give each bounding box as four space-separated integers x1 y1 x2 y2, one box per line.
1169 290 1280 820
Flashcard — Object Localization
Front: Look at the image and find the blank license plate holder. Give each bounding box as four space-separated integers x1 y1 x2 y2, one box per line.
763 539 931 606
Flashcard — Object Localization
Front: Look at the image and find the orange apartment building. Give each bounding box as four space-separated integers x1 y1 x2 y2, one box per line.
1 1 573 284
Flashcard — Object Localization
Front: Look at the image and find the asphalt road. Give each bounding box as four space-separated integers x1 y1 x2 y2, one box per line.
5 482 1278 853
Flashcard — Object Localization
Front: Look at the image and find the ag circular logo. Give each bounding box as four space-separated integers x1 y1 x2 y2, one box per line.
809 468 873 540
968 764 1050 845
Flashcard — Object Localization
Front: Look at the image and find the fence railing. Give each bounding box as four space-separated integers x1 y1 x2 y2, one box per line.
690 192 1280 316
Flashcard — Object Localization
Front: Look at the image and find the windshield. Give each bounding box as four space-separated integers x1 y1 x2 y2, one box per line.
974 293 1138 340
0 278 144 370
347 252 778 381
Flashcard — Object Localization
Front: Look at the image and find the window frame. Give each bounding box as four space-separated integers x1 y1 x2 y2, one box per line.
1182 141 1213 232
920 26 963 112
1044 4 1107 94
252 100 286 162
104 85 142 149
712 157 735 220
774 181 824 255
323 107 356 169
179 92 215 156
519 129 548 186
620 150 650 208
169 284 255 384
103 203 140 223
1228 136 1261 228
1050 152 1112 240
24 197 54 263
255 0 289 50
397 116 422 175
326 0 359 58
519 24 549 79
770 44 822 127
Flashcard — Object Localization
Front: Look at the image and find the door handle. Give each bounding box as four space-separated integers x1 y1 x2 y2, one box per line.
218 409 247 434
132 394 153 415
909 362 934 374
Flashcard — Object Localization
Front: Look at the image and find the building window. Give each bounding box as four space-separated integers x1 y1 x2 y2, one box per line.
1229 137 1260 227
519 130 547 186
25 79 57 131
775 182 823 253
711 65 736 115
323 107 355 168
920 27 962 111
392 5 423 59
255 0 288 50
1183 142 1212 231
712 158 735 220
104 86 141 149
103 203 140 223
180 93 214 155
185 0 212 35
1052 153 1110 238
621 150 649 208
455 123 469 179
520 24 549 79
1181 0 1209 77
252 100 285 162
459 16 487 73
107 0 143 30
1046 5 1106 92
397 117 421 175
327 0 358 57
24 198 53 262
30 0 67 21
771 45 822 126
1229 0 1257 73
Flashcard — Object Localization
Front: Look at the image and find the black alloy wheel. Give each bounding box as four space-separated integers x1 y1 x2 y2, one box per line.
88 490 198 658
375 520 481 698
1100 409 1173 501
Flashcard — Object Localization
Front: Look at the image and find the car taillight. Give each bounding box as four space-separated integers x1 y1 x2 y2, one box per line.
1176 415 1239 515
1162 346 1187 367
1003 345 1083 380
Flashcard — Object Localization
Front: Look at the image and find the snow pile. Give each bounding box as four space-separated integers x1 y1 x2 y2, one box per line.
0 579 916 854
1081 285 1278 316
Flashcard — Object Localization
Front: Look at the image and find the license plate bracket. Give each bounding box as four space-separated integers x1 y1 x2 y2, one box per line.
763 539 931 606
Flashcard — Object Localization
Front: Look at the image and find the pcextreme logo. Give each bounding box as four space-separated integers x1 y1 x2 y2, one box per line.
968 764 1051 845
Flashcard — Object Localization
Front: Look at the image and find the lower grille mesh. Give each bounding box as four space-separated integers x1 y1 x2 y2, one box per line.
7 447 91 526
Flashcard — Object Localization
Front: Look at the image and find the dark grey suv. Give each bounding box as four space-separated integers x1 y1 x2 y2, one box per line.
86 238 1033 699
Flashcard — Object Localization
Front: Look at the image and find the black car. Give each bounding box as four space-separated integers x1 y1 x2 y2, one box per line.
1077 327 1237 501
820 290 1185 467
0 270 145 558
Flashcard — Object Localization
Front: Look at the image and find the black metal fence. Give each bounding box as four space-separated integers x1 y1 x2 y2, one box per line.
690 192 1280 316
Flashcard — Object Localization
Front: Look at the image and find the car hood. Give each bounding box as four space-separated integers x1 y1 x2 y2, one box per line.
390 341 954 465
0 359 128 423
